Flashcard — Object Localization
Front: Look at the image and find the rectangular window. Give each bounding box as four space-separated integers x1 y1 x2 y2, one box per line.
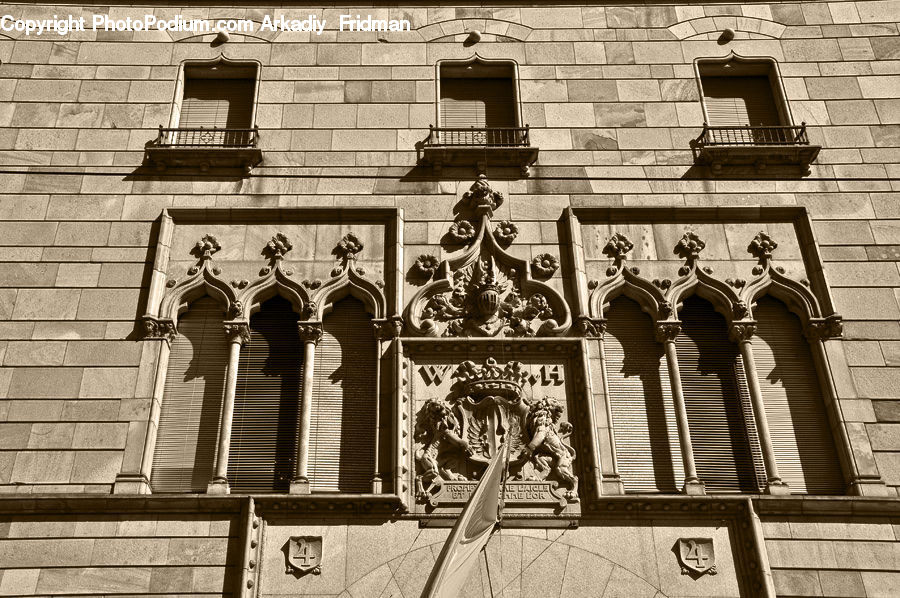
700 75 782 127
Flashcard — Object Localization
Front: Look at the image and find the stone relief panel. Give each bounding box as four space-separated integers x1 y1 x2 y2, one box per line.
405 176 572 338
405 343 586 515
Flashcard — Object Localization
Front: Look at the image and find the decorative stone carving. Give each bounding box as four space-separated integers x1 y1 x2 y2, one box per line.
285 536 322 576
728 321 757 342
655 321 682 343
142 316 176 342
675 231 706 275
448 219 476 243
414 357 577 508
297 323 323 344
192 234 221 259
265 232 293 260
224 322 250 345
373 316 404 340
413 254 440 276
530 253 559 278
493 220 518 245
336 232 363 261
463 174 503 213
676 538 717 576
407 177 570 338
805 315 843 341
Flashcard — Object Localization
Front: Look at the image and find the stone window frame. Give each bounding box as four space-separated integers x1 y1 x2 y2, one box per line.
433 54 525 130
113 208 404 497
692 51 796 129
166 54 262 131
566 206 887 498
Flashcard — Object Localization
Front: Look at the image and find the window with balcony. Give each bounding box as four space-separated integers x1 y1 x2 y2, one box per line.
419 56 538 174
145 56 262 173
690 52 820 173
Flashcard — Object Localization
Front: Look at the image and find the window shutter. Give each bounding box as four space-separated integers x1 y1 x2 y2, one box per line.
752 297 844 494
677 297 761 493
440 78 516 128
180 78 255 129
229 296 302 493
604 298 684 493
152 297 227 493
310 298 377 493
702 76 781 127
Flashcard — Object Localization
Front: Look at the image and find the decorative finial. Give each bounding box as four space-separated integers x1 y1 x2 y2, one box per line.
193 234 221 260
748 231 778 264
336 232 364 260
265 233 293 260
463 175 503 212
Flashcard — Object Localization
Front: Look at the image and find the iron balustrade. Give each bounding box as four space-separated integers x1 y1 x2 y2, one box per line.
692 123 810 148
423 126 531 147
154 126 259 148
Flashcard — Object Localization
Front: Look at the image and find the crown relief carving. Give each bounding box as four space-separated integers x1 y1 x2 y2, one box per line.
587 229 842 341
406 177 571 338
415 357 578 507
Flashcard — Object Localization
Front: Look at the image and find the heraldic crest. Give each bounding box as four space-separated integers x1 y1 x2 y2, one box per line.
414 357 578 509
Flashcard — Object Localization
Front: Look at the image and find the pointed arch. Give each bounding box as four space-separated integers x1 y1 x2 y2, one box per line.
158 262 237 323
311 268 386 321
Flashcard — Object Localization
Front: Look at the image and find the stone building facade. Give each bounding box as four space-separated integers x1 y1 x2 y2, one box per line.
0 1 898 596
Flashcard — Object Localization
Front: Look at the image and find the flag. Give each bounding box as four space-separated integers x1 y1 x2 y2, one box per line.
421 443 509 598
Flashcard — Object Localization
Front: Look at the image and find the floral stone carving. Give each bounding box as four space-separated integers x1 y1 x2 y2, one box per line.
414 358 577 508
406 176 570 337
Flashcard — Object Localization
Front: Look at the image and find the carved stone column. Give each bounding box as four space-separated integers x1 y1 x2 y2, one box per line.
291 322 323 494
730 322 789 495
656 321 705 495
207 321 250 494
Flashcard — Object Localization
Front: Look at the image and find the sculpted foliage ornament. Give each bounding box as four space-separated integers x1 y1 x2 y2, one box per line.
407 177 571 338
531 253 559 278
413 254 440 276
193 234 221 259
493 220 518 245
265 232 293 260
414 358 578 507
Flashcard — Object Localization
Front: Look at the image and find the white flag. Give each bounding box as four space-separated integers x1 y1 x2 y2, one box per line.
421 443 508 598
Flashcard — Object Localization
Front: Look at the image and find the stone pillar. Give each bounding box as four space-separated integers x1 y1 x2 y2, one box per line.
730 322 790 495
207 321 250 495
291 322 323 494
656 321 705 495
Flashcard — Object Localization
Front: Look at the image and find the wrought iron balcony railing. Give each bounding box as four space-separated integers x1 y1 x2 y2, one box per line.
690 122 820 173
153 126 259 148
423 126 531 147
692 123 810 148
419 125 538 174
145 126 262 173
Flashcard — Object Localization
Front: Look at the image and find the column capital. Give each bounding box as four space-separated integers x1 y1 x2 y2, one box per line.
142 316 176 344
729 320 757 343
654 320 681 343
373 316 404 340
298 321 323 344
223 321 251 345
577 316 606 338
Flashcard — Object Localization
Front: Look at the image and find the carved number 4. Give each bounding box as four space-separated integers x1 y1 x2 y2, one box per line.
686 541 708 567
295 543 315 566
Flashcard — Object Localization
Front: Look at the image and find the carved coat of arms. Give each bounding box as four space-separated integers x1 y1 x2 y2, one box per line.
676 538 717 576
414 358 578 508
285 536 323 576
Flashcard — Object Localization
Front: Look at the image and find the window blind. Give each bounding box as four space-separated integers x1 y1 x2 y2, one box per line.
229 296 302 493
701 75 781 127
180 77 255 129
310 298 377 493
752 297 844 494
440 77 516 129
604 298 684 493
677 296 761 493
151 297 227 493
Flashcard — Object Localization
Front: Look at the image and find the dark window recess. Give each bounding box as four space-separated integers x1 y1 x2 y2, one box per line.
146 64 261 172
440 78 516 129
229 296 302 493
310 298 377 493
605 298 684 493
152 297 228 493
677 296 762 493
752 296 844 494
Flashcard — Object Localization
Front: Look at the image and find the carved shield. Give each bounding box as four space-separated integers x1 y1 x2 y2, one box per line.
677 538 716 575
286 536 323 575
